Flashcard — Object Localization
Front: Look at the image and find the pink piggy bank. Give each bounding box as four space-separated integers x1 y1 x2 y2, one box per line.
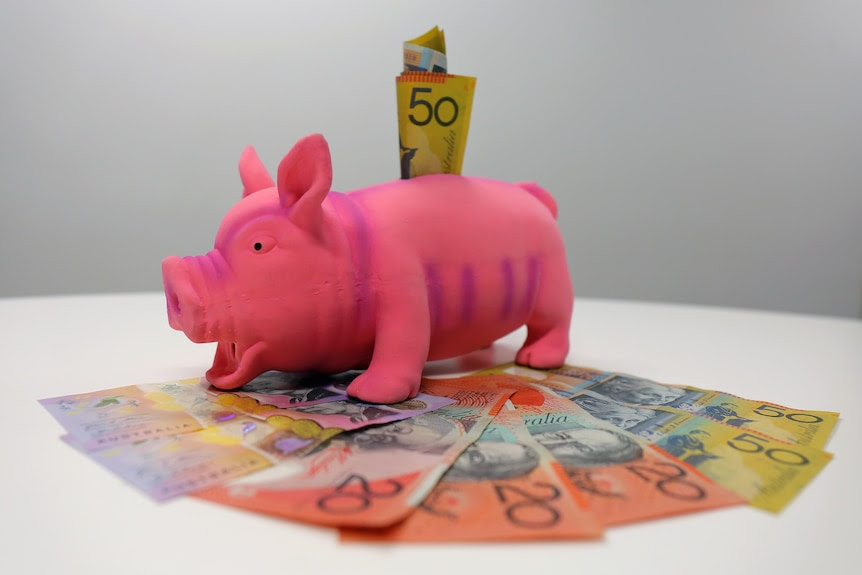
162 134 573 403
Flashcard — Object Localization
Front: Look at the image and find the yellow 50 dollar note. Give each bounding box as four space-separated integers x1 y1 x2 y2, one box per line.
397 27 476 178
651 415 833 513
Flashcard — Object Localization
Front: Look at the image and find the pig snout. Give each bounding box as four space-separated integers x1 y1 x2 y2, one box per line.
161 253 228 343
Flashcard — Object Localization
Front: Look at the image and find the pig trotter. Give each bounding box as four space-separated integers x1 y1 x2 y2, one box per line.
347 371 421 404
515 326 569 369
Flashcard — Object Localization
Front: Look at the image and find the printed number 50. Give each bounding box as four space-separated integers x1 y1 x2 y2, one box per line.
727 433 809 466
408 87 458 127
752 404 824 423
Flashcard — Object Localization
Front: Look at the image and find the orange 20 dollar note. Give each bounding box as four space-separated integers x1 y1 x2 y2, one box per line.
514 385 745 526
341 400 603 542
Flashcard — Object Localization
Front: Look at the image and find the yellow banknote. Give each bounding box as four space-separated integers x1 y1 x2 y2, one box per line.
396 73 476 178
397 27 475 178
649 414 833 512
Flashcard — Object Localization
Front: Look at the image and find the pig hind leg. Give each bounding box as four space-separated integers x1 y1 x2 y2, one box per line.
515 254 572 368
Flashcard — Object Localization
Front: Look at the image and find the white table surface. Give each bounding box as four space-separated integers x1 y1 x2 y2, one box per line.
1 293 858 575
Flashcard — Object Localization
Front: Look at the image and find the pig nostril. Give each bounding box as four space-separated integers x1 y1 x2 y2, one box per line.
169 290 181 317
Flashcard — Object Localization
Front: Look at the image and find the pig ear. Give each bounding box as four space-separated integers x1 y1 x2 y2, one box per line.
239 146 275 198
276 134 332 228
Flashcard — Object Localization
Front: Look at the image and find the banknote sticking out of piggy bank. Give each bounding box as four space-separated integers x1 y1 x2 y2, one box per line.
162 134 573 404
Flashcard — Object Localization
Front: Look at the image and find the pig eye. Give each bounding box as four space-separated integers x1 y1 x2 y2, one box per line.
250 236 275 254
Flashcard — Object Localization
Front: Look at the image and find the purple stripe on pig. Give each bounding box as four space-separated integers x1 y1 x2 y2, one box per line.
501 258 515 319
460 265 476 323
425 263 443 328
329 192 373 330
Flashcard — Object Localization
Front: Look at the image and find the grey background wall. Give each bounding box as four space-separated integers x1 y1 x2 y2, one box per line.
2 0 860 317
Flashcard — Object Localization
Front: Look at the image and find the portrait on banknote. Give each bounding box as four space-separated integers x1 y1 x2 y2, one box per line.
344 413 460 454
585 374 700 408
293 401 402 424
247 385 342 404
530 427 644 467
443 441 540 482
240 370 359 398
572 393 659 430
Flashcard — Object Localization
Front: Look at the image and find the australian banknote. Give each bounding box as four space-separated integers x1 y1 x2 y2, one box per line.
396 26 475 178
514 385 745 525
340 400 603 542
208 384 455 442
646 413 833 512
40 378 238 451
193 376 515 527
63 414 310 500
205 370 357 410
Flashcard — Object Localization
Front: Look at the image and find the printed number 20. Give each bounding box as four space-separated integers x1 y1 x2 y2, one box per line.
408 87 458 127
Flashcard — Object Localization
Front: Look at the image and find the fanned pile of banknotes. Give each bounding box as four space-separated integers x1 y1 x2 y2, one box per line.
40 363 838 542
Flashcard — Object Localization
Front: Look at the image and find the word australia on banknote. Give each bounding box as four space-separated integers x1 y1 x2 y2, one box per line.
63 414 298 500
40 378 239 451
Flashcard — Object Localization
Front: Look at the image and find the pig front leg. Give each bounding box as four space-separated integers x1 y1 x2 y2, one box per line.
346 278 430 404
